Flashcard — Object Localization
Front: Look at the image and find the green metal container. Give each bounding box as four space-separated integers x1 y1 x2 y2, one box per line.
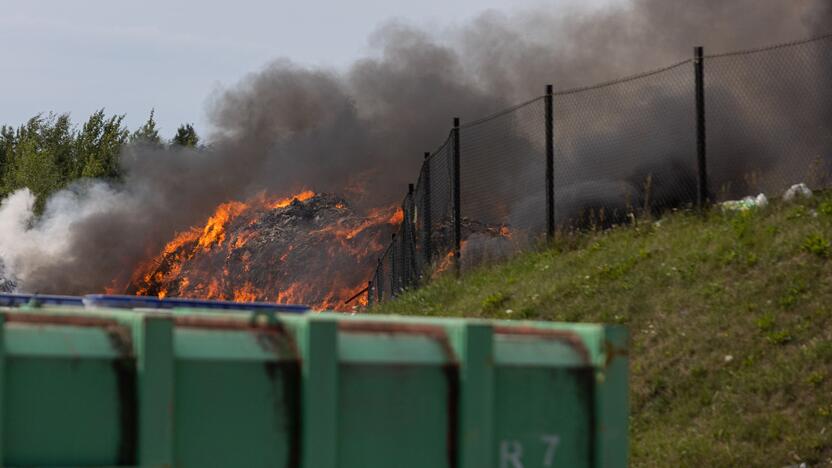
0 305 628 467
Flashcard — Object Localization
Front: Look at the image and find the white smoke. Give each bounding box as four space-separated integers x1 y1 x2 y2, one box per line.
0 183 131 291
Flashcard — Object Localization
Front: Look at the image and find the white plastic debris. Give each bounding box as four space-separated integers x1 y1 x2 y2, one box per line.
783 183 812 202
754 193 768 208
721 193 768 212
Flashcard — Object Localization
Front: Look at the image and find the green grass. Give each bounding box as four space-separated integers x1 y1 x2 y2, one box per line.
372 194 832 467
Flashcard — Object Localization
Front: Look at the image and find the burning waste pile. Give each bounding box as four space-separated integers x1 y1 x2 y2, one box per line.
125 191 400 311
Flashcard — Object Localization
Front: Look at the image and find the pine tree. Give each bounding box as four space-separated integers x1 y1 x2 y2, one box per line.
41 113 75 186
6 115 62 212
130 109 163 148
76 109 128 180
172 123 199 148
0 125 14 196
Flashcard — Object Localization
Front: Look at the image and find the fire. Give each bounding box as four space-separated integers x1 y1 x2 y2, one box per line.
197 201 246 249
430 239 475 277
233 282 259 302
433 249 457 277
268 190 315 209
389 209 404 225
126 190 399 311
319 206 402 242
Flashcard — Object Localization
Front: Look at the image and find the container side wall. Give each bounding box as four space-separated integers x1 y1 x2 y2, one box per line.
337 364 455 468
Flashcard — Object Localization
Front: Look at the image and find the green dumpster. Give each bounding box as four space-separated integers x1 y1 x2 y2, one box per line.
0 305 628 467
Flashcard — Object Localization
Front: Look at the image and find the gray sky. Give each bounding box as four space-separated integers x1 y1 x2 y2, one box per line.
0 0 615 137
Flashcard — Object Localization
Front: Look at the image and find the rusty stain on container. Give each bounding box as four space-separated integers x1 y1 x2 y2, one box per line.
6 313 121 328
338 321 457 361
264 361 301 468
174 315 300 357
493 325 590 363
114 353 138 465
174 315 283 331
604 339 629 367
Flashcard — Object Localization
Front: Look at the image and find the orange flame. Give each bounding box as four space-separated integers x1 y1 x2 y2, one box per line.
268 190 315 209
198 201 247 249
233 282 259 302
389 209 404 225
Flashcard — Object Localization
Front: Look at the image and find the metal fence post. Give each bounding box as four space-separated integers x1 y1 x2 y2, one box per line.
694 46 709 208
422 153 433 269
452 117 462 277
366 280 372 307
545 84 555 240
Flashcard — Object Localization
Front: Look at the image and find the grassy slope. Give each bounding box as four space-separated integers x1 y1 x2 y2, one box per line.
372 193 832 467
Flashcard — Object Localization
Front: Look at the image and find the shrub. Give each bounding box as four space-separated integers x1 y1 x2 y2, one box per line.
802 233 831 258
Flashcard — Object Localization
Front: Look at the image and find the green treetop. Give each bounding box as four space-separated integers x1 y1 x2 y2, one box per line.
172 123 199 148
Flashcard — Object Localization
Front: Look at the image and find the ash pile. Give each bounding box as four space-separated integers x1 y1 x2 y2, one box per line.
128 193 396 310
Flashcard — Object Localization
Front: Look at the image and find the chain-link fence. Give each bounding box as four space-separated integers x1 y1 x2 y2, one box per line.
460 98 548 268
706 36 832 198
365 33 832 305
553 59 699 226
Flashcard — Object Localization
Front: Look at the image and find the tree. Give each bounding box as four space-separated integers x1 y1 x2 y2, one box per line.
4 115 63 213
0 125 14 196
130 109 163 148
172 123 199 148
40 113 75 186
76 109 128 180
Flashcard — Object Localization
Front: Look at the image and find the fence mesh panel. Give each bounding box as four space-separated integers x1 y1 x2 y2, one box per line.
553 61 698 227
400 191 418 288
379 241 394 302
412 165 429 281
706 35 832 199
459 98 547 266
425 134 456 268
